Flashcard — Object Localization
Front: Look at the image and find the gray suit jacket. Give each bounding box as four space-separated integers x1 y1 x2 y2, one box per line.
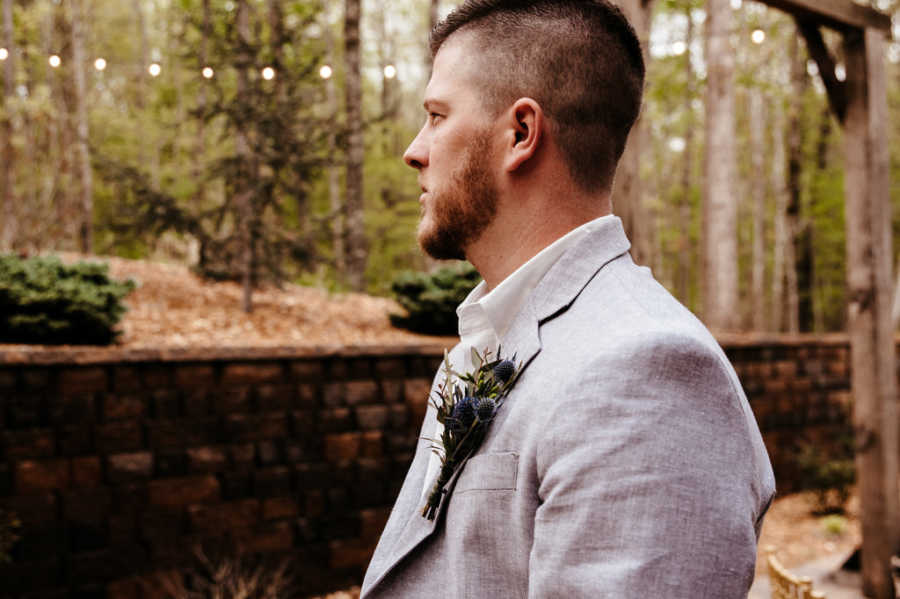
361 217 776 598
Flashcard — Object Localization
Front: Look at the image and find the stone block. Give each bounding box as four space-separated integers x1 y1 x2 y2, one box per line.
219 471 252 500
102 393 146 421
360 431 384 459
58 367 108 394
403 379 432 406
8 394 43 429
71 456 102 488
222 362 284 385
356 405 389 430
224 413 287 443
214 388 253 413
283 441 304 462
324 433 362 462
0 368 17 390
15 458 70 494
186 446 227 473
381 380 404 403
304 489 326 517
48 392 95 425
112 366 143 393
344 381 380 406
256 440 279 465
141 366 172 388
229 443 255 467
108 452 154 483
57 425 93 456
175 365 216 388
253 466 291 497
296 383 318 408
1 492 58 527
328 538 375 570
182 389 211 417
318 408 352 433
360 507 391 542
0 558 62 593
291 410 316 435
148 475 220 508
388 404 409 429
154 451 187 477
375 358 406 379
290 360 325 382
2 428 55 459
188 499 259 533
21 368 51 390
294 462 331 489
346 358 374 380
96 421 144 453
256 384 293 411
322 382 345 407
262 497 299 520
245 521 294 553
146 418 217 450
150 390 181 420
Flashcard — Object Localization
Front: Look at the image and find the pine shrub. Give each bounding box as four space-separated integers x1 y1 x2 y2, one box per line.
389 263 481 335
0 254 136 345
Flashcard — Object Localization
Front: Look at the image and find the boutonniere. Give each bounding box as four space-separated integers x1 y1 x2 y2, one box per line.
422 347 521 520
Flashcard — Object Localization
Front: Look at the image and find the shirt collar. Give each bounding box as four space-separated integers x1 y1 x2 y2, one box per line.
457 214 615 340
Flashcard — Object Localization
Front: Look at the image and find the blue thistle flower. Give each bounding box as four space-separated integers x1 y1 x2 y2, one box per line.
475 396 496 422
449 396 477 433
493 360 516 384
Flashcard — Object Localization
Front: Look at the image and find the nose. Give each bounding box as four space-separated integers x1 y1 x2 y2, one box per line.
403 128 428 170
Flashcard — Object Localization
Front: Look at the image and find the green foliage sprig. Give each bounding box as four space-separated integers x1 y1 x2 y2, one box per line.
422 347 520 520
390 263 482 335
0 255 136 345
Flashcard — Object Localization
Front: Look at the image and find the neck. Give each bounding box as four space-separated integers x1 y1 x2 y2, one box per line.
467 191 611 290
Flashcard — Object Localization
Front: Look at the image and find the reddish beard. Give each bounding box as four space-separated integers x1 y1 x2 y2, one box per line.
417 131 499 261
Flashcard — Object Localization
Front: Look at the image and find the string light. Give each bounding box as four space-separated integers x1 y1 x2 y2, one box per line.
94 58 107 71
202 66 214 79
751 29 765 44
730 0 742 9
0 48 8 61
383 64 397 79
148 63 161 77
319 65 332 79
261 66 275 80
835 64 846 82
49 55 61 68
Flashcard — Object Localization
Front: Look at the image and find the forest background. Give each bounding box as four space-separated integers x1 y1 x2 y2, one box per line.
2 0 899 334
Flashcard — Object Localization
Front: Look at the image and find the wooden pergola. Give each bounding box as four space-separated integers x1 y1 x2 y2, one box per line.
755 1 897 597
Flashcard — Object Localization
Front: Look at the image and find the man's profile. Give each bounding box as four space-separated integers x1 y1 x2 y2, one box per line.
361 1 775 596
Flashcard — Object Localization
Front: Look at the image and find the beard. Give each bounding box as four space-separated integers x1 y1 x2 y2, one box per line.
417 130 499 261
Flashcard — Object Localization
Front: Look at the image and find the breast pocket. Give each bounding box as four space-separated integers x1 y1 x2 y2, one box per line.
454 451 519 494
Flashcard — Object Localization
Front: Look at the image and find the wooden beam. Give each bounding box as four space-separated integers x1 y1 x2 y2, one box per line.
757 0 891 32
843 26 899 599
796 19 847 123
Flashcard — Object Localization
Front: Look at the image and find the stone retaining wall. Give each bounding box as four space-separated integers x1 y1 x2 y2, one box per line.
0 336 892 597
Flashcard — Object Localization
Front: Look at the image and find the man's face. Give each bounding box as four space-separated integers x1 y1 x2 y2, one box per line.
403 36 500 261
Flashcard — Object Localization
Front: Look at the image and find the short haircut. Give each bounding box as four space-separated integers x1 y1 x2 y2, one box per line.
431 0 645 192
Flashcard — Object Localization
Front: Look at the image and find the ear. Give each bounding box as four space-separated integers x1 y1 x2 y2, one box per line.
503 98 543 173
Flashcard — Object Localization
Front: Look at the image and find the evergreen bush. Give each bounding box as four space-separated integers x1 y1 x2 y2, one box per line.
390 263 481 335
0 254 136 345
795 432 856 515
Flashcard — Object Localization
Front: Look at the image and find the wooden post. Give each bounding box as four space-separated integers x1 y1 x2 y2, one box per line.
843 26 899 599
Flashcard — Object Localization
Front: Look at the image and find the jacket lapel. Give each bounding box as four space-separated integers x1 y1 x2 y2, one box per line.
361 217 631 597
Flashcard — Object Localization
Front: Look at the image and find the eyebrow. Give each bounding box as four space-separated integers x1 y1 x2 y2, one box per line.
423 99 449 112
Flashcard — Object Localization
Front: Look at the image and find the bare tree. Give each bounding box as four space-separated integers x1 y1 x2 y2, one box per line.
70 0 93 253
784 33 806 333
677 3 695 306
771 98 788 333
611 0 655 267
344 0 366 291
236 0 255 312
702 0 739 331
322 6 344 278
1 0 15 251
749 89 767 331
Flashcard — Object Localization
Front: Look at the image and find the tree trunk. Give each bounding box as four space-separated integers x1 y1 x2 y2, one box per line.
323 7 344 279
785 33 806 333
771 98 788 332
344 0 366 291
749 88 766 331
702 0 739 331
677 4 695 307
70 0 93 254
892 256 900 329
236 0 255 312
611 0 654 267
427 0 440 70
2 0 15 251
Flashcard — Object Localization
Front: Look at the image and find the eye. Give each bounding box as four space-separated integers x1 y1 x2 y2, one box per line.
428 112 444 124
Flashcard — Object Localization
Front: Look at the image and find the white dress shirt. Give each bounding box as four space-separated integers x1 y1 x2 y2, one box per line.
421 214 615 497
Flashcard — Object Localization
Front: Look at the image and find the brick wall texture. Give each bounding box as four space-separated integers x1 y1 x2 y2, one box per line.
0 337 893 597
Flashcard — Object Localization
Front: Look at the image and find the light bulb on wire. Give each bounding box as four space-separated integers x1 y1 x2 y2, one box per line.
261 66 275 80
319 65 333 79
94 58 107 71
49 55 61 68
751 29 765 44
148 63 161 77
0 48 8 61
383 64 397 79
202 67 214 79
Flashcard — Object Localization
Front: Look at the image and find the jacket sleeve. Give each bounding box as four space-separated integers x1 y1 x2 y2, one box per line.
527 333 774 598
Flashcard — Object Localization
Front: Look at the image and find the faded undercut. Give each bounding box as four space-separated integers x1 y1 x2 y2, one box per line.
431 0 645 193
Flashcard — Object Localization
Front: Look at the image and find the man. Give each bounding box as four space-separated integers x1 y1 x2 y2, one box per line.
361 1 775 596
